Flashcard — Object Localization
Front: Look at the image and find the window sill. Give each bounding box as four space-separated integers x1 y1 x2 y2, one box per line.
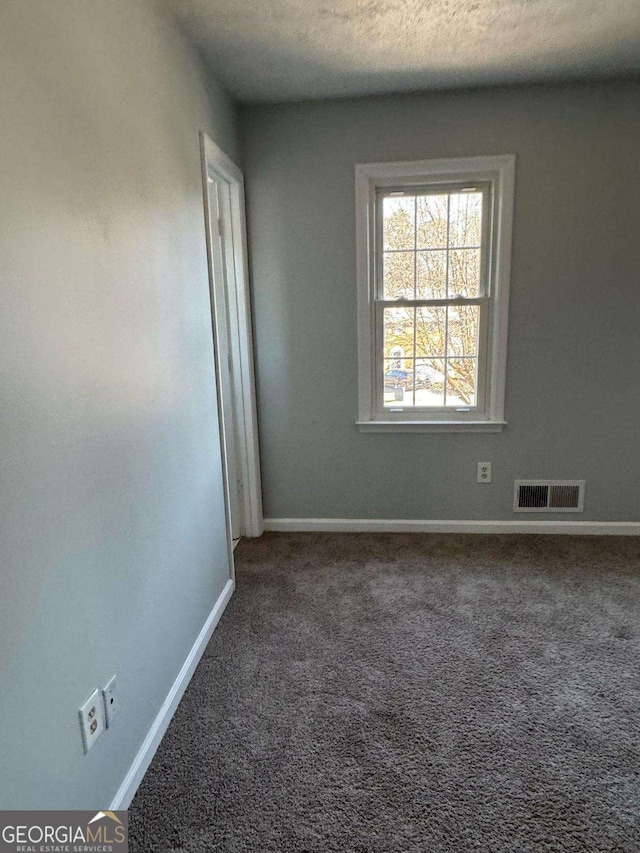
356 420 506 434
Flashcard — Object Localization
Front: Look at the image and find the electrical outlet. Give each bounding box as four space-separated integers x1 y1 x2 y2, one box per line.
477 462 492 483
79 688 106 753
102 675 119 728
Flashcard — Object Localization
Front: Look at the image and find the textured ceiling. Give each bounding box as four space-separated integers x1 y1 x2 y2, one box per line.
167 0 640 103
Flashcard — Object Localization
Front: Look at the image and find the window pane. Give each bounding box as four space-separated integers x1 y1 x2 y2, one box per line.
378 184 489 414
446 358 477 406
383 306 414 359
383 251 414 299
414 358 445 407
416 250 446 299
448 248 481 298
416 194 448 249
448 191 483 248
386 348 411 371
383 196 415 250
415 307 446 357
447 305 479 357
384 359 413 406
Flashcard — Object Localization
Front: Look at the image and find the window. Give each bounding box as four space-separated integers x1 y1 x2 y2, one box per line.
356 156 515 432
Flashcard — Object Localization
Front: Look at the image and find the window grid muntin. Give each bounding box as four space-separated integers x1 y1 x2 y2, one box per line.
379 183 490 300
378 302 485 412
375 181 492 416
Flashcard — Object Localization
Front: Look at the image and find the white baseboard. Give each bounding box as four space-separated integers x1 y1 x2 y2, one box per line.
264 518 640 536
110 577 235 810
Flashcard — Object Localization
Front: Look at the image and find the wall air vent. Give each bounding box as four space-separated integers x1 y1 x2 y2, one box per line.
514 480 585 513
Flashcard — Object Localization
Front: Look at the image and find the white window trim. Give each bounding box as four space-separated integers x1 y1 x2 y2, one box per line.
355 155 515 433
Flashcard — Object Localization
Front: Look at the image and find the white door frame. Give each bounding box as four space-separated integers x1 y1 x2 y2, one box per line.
200 132 264 538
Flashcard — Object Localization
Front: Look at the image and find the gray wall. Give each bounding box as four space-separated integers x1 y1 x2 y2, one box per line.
240 81 640 522
0 0 237 808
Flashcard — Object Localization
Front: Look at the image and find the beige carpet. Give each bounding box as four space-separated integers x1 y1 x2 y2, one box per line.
130 532 640 852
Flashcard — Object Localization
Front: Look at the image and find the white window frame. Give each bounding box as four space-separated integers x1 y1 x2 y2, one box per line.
356 155 515 433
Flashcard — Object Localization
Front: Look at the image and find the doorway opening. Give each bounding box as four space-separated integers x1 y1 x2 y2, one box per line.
200 132 263 543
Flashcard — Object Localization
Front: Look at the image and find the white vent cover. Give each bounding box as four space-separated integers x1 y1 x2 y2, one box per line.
513 480 585 513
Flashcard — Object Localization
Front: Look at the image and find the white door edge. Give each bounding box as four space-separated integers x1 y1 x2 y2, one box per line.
200 132 264 539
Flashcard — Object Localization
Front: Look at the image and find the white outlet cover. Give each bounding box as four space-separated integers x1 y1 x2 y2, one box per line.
102 675 119 728
79 688 106 753
477 462 492 483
